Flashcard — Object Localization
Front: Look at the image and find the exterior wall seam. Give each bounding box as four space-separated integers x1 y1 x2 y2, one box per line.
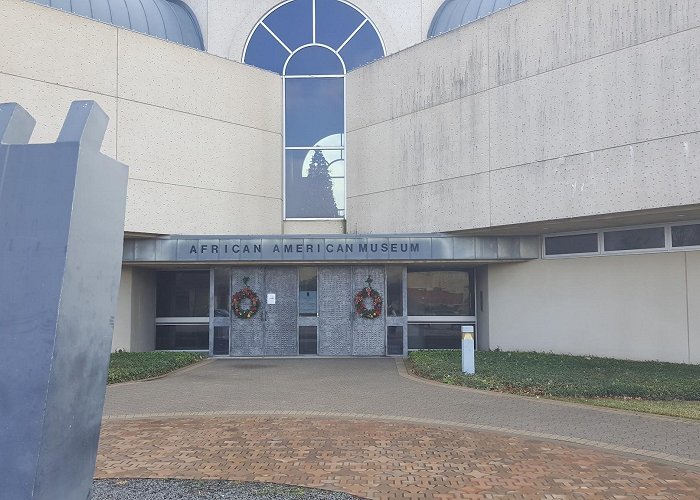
0 69 118 101
347 129 700 199
485 18 700 90
128 177 282 201
347 86 490 134
487 12 492 228
347 24 700 133
116 29 120 161
485 129 700 176
346 170 486 199
685 252 691 363
115 96 282 135
0 69 283 136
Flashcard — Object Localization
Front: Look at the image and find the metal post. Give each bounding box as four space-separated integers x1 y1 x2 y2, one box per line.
461 325 475 374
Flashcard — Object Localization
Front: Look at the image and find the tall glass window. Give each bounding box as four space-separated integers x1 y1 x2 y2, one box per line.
243 0 385 219
213 268 230 317
386 267 403 317
156 271 209 318
298 267 318 316
155 271 210 351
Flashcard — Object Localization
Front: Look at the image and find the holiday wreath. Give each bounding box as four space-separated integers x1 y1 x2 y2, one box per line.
354 276 383 319
232 277 260 319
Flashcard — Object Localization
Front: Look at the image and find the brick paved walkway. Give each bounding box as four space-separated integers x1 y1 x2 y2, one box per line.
98 358 700 498
96 416 700 499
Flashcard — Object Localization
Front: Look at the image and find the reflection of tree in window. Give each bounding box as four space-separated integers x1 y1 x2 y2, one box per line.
304 150 338 218
243 0 385 219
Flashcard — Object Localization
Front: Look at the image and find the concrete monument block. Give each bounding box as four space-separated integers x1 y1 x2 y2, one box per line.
0 101 128 500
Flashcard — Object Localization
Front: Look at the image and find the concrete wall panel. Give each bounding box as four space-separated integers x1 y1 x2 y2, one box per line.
0 73 118 157
113 267 157 352
347 0 700 235
487 253 690 363
475 266 490 351
204 0 267 61
117 29 281 133
117 99 282 200
686 251 700 364
348 92 489 197
347 19 488 131
112 268 133 352
490 28 700 170
2 0 117 95
130 269 157 352
283 220 346 235
488 0 700 87
347 173 490 234
1 0 283 237
125 179 282 235
490 132 700 225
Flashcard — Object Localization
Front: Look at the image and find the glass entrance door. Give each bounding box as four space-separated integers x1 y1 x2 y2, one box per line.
211 268 231 355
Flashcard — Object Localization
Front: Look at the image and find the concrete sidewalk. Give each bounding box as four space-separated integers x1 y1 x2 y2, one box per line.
103 358 700 465
97 358 700 498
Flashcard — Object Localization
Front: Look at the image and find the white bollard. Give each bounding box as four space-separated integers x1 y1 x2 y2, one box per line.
461 325 475 375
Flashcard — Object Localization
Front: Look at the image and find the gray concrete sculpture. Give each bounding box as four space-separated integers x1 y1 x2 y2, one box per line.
0 101 128 500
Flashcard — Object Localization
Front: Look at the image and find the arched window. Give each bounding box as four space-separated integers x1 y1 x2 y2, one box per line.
244 0 385 219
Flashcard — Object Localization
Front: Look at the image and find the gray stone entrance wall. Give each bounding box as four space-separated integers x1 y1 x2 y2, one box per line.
263 267 298 355
351 266 386 356
318 266 353 355
230 268 265 356
224 265 390 356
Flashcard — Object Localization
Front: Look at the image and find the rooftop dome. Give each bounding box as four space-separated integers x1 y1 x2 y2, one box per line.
428 0 526 38
30 0 204 50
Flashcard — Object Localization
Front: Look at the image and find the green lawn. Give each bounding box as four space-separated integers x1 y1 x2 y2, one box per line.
562 398 700 420
408 350 700 419
108 351 206 384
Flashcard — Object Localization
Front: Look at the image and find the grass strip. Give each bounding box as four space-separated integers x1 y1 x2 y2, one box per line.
108 351 206 384
561 398 700 420
408 350 700 400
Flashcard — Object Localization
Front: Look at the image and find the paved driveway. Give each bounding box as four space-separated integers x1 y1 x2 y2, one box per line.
103 358 700 464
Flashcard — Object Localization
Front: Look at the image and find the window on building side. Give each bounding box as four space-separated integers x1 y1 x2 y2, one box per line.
672 224 700 248
544 233 598 256
156 271 209 317
603 227 665 252
407 270 474 316
386 267 403 316
155 271 210 351
243 0 385 219
407 324 462 350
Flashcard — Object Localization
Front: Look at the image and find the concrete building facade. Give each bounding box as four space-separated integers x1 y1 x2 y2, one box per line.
3 0 699 362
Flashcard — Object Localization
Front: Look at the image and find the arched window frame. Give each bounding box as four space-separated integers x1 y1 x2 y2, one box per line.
243 0 386 220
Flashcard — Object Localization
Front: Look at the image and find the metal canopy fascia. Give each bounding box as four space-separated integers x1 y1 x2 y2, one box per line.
122 234 540 263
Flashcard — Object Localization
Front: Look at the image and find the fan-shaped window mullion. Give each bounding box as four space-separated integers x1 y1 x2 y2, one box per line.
243 0 385 219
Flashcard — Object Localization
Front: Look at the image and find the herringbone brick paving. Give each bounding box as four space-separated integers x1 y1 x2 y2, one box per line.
104 359 700 462
96 416 700 499
98 358 700 498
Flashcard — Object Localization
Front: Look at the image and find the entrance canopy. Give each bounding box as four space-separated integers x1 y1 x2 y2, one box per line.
123 234 539 263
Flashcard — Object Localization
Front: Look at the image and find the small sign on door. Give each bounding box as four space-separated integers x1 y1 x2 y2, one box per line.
267 293 276 305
